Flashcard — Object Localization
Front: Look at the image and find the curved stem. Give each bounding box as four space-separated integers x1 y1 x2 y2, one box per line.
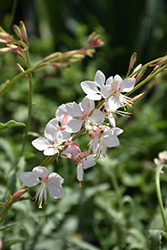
156 163 167 232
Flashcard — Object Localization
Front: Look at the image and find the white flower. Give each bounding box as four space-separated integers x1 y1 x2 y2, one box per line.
20 166 64 208
66 96 105 133
81 70 105 100
89 126 123 158
77 155 96 182
104 98 130 127
32 123 70 156
101 74 135 109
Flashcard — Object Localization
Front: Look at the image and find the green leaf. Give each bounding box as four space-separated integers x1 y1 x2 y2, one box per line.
0 221 18 231
149 229 165 250
0 120 26 130
2 237 26 248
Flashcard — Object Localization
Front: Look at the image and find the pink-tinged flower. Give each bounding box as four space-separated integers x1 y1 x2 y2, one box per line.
19 166 64 208
66 96 105 133
88 126 123 158
32 123 70 156
101 74 135 109
48 104 72 131
81 70 105 100
62 140 95 181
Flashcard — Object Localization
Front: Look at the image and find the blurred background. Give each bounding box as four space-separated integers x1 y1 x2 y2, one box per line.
0 0 167 249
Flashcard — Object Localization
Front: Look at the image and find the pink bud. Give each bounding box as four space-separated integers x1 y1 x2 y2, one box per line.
13 189 27 199
129 52 137 69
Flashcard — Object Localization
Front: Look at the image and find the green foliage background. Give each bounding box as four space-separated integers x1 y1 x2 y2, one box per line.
0 0 167 249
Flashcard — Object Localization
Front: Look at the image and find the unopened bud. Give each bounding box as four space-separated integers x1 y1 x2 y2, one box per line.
49 62 70 68
0 31 13 39
0 47 12 53
85 48 96 58
44 52 62 62
128 93 145 103
68 54 85 63
19 21 28 43
87 32 104 48
13 189 27 199
13 25 23 39
157 56 167 66
135 68 146 83
129 52 137 69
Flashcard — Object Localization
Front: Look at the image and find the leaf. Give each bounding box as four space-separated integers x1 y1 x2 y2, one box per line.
0 120 26 130
0 221 19 231
149 229 166 250
2 237 26 248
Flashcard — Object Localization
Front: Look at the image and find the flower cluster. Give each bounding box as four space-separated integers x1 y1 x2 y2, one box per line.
20 70 135 207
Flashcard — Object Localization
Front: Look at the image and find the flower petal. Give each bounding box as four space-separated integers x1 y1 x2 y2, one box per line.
66 102 83 117
77 163 84 181
32 137 51 151
90 109 105 124
66 119 83 133
43 147 58 156
83 155 96 169
47 183 64 198
120 78 135 92
81 97 94 115
20 172 40 187
32 166 48 178
94 70 105 88
104 135 120 147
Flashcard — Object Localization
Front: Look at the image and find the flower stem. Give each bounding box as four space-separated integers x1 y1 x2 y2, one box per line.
156 163 167 232
126 64 167 97
18 50 33 158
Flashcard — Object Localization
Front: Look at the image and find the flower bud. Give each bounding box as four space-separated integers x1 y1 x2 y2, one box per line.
13 189 27 199
129 52 137 69
0 31 12 39
128 93 145 103
19 21 28 42
135 68 146 84
13 25 23 39
86 32 104 48
43 52 62 62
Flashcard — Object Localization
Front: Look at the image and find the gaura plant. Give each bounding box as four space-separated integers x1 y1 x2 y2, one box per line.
0 21 167 249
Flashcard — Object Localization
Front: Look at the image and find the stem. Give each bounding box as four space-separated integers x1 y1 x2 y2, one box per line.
0 63 46 99
156 163 167 232
128 56 165 78
18 50 33 158
126 64 167 97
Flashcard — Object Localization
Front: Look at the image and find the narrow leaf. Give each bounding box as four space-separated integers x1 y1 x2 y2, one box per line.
0 120 26 130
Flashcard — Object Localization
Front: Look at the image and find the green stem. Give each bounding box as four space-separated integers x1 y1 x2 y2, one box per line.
0 63 46 99
18 50 33 158
128 56 165 78
126 64 167 97
156 163 167 232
